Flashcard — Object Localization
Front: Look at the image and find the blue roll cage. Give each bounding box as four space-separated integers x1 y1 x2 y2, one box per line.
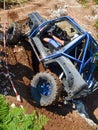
29 16 98 85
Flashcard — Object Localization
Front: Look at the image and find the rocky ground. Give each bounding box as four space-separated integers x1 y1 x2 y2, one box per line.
0 0 98 130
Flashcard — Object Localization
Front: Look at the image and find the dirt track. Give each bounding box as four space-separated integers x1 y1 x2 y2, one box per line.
0 0 98 130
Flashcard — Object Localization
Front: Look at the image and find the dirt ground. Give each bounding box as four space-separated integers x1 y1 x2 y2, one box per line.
0 0 98 130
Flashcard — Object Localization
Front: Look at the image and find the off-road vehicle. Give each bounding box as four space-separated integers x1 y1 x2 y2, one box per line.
7 12 98 106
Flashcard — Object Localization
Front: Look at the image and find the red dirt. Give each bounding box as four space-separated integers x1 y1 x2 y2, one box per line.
0 0 98 130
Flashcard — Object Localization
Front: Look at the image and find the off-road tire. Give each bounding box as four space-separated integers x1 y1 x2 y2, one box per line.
31 71 61 106
7 23 22 45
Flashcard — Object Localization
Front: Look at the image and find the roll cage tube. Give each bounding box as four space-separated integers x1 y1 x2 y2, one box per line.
29 16 85 38
40 32 98 84
40 33 86 61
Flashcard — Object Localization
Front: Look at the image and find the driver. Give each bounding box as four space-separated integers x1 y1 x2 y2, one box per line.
42 25 70 48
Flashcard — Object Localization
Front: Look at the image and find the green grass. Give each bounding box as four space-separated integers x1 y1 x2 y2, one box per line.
0 94 49 130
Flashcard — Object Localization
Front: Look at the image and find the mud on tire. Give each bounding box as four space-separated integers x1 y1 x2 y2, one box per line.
31 71 61 106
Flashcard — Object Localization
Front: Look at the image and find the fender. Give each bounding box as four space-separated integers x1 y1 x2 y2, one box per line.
44 56 87 97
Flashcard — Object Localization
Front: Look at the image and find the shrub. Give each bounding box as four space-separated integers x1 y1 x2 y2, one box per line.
0 0 28 8
0 94 48 130
77 0 98 4
95 20 98 39
0 95 9 123
77 0 88 4
95 20 98 29
0 0 28 3
94 0 98 4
